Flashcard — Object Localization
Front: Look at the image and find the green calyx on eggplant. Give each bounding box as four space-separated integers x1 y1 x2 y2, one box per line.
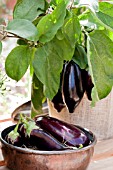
62 60 85 113
35 115 90 148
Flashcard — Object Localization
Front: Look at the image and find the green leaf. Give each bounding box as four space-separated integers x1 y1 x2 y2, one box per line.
13 0 45 21
31 73 44 118
51 0 69 5
88 30 113 104
6 19 38 41
5 45 32 81
74 0 99 12
73 44 88 69
52 36 74 61
0 42 2 55
96 2 113 31
62 13 81 48
33 41 64 99
37 0 67 43
17 39 28 45
79 11 104 30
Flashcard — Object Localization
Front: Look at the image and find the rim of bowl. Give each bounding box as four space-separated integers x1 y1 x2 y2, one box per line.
0 125 97 155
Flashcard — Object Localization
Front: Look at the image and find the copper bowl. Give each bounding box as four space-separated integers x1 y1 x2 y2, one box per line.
0 125 96 170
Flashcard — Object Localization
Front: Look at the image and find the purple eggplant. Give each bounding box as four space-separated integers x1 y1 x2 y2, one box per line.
81 70 94 101
62 61 85 113
18 122 67 151
35 116 90 148
52 67 65 112
5 123 24 147
52 89 65 112
28 128 68 150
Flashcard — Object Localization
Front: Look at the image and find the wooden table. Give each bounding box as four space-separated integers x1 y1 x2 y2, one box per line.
0 118 113 170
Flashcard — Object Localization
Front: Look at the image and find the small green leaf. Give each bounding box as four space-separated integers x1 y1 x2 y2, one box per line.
31 73 44 118
5 45 32 81
79 11 104 30
51 0 69 5
37 0 67 43
62 13 81 48
17 39 27 45
13 0 45 21
0 42 2 55
96 2 113 31
88 30 113 103
73 44 88 69
6 19 38 41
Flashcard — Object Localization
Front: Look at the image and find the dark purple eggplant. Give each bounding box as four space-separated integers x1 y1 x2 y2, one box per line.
5 123 24 147
81 70 94 101
52 89 65 112
28 128 68 150
62 61 85 113
5 133 22 147
18 122 67 151
35 116 90 148
52 67 65 112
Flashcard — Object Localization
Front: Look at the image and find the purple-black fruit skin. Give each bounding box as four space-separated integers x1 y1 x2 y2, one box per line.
29 128 67 150
62 61 85 113
35 116 90 147
18 123 67 150
81 70 94 101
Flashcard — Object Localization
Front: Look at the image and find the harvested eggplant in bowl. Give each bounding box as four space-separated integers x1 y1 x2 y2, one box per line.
0 115 96 170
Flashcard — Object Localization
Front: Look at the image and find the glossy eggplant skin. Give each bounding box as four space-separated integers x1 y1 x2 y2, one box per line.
52 89 65 112
29 128 67 150
35 116 90 147
52 67 65 112
81 70 94 101
18 123 67 151
62 61 85 113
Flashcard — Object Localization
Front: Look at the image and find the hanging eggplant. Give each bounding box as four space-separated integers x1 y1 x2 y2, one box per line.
81 70 94 101
62 60 85 113
52 67 65 112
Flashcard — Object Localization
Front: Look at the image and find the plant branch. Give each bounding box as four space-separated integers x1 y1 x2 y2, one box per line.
0 30 29 44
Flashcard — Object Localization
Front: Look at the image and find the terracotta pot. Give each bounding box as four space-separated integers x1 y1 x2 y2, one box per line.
0 124 96 170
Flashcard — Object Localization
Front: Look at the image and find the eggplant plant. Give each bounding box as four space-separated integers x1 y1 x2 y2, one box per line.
1 0 113 117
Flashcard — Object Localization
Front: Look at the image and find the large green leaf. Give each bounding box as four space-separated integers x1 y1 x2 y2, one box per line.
88 30 113 104
33 41 64 99
6 19 38 41
73 44 88 69
62 13 81 48
74 0 99 12
0 42 2 55
31 73 44 118
13 0 45 21
5 45 32 81
96 2 113 31
37 0 67 43
52 36 75 61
